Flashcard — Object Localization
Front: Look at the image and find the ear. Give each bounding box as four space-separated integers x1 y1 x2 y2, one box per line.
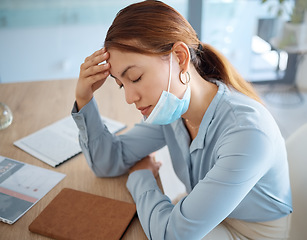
172 41 190 74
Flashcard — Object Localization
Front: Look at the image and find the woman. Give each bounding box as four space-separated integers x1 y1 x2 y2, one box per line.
72 1 292 239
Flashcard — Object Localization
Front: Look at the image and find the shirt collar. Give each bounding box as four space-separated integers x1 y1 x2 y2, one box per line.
189 81 226 152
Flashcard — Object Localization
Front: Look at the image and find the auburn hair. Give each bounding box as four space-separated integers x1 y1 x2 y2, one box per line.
104 0 261 103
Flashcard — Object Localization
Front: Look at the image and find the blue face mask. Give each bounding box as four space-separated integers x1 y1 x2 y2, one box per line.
144 53 191 125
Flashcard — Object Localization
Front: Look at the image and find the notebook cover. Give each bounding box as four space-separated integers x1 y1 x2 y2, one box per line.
29 188 136 240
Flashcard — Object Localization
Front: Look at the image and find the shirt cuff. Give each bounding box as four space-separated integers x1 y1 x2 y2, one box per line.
71 98 106 144
126 169 161 203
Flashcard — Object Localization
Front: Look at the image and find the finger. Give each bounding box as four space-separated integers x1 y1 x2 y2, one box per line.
83 52 109 70
86 71 110 84
82 63 110 78
93 48 106 56
149 152 156 157
82 51 109 70
86 48 105 61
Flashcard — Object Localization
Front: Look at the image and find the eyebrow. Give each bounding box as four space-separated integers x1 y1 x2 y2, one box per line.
110 65 136 80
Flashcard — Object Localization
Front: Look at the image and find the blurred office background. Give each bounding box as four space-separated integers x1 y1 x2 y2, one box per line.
0 0 306 138
0 0 291 83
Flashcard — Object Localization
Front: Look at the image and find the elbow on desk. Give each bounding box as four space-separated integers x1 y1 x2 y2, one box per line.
89 162 129 178
81 144 131 178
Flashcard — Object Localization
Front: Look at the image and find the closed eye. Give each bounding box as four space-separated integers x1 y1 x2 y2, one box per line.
119 76 141 89
132 76 142 83
110 74 141 89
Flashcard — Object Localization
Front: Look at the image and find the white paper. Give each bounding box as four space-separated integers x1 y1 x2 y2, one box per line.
0 156 65 224
14 116 126 167
155 146 186 202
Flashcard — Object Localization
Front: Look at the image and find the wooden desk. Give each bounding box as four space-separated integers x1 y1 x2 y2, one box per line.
0 79 147 239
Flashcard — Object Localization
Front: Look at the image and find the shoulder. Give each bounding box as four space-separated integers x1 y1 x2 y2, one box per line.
208 83 283 147
216 86 275 132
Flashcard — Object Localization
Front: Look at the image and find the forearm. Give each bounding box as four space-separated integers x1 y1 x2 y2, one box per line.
72 98 132 177
126 170 212 240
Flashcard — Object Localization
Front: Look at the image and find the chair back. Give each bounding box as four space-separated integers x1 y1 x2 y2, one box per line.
286 123 307 239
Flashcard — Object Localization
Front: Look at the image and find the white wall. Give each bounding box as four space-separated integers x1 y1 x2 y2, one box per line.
0 0 188 83
0 25 108 83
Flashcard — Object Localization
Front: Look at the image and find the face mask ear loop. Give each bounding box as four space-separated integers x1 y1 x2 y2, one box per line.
167 53 173 94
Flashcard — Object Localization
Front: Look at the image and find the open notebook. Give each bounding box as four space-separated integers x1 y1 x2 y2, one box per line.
29 188 136 240
14 116 126 167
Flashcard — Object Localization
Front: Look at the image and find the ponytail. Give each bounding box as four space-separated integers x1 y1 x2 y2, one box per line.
191 43 262 103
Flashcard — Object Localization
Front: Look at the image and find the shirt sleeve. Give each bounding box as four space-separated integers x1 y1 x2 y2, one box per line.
126 127 273 239
71 97 166 177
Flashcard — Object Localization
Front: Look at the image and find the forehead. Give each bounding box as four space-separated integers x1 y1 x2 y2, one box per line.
107 48 143 63
107 49 166 75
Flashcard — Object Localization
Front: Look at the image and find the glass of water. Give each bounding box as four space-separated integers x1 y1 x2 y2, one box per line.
0 102 13 130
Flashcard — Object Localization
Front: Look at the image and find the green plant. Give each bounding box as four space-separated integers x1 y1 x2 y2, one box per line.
261 0 307 23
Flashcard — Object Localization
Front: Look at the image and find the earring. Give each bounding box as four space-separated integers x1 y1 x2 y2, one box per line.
179 71 191 85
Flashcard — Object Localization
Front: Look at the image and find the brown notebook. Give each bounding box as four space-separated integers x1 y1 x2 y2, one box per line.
29 188 136 240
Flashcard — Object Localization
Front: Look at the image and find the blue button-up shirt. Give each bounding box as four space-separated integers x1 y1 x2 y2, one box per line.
72 82 292 239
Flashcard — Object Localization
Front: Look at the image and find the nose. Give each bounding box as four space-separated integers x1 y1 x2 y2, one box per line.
124 86 140 105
